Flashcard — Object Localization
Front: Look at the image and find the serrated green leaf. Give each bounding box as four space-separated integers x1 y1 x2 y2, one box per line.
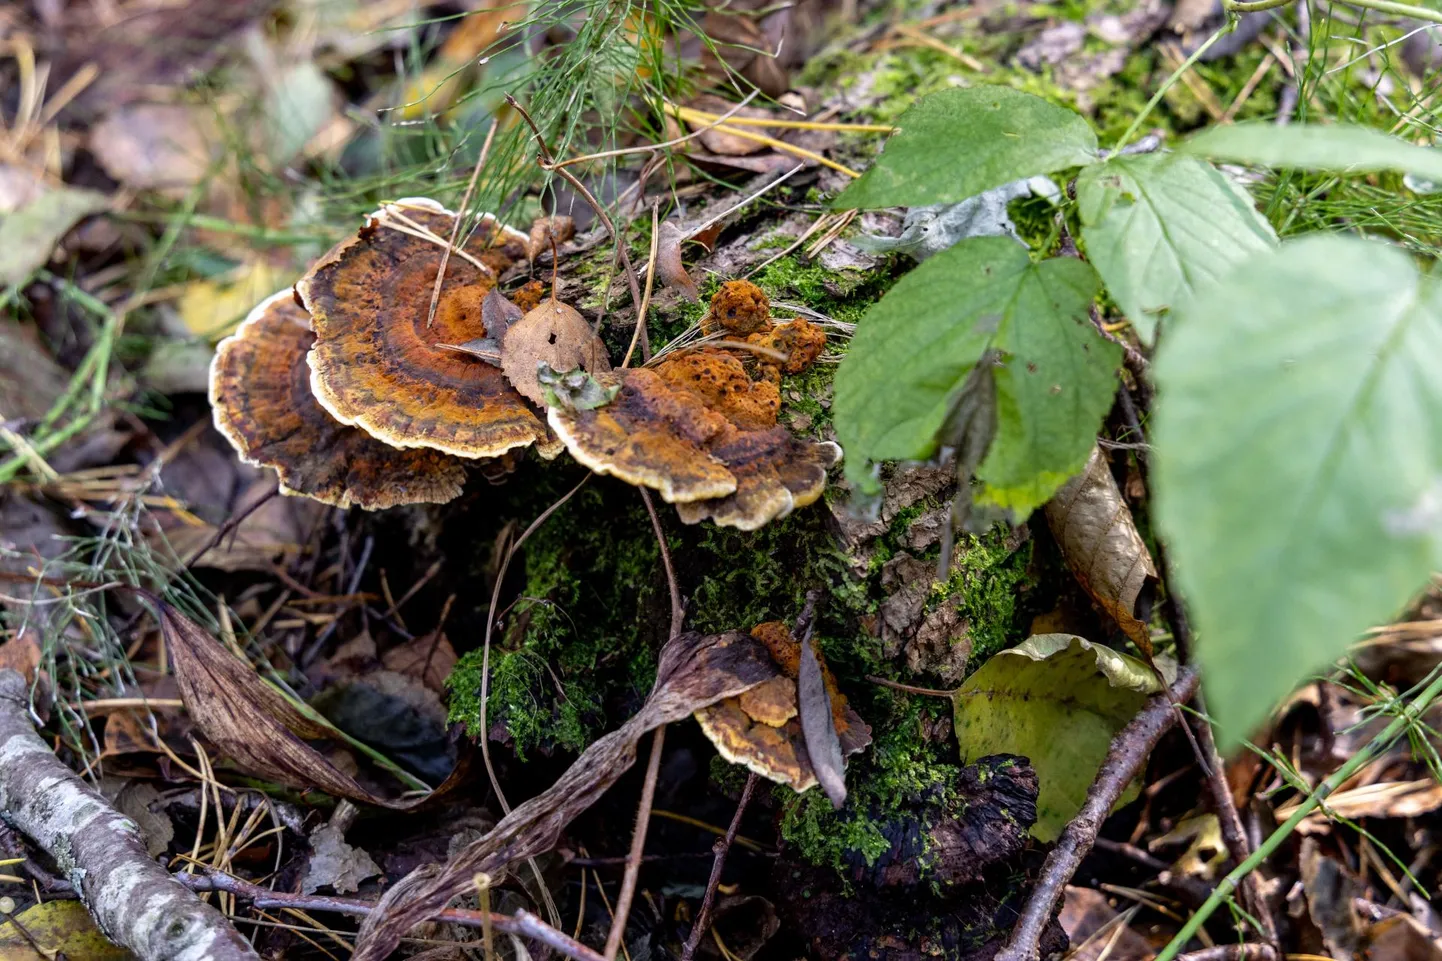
835 86 1098 209
1153 235 1442 745
0 187 110 287
953 633 1163 841
1182 123 1442 182
834 237 1118 515
1077 153 1276 344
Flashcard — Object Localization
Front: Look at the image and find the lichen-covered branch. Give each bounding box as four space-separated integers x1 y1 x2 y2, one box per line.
0 670 259 961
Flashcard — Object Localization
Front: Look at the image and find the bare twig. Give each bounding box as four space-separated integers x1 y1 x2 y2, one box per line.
996 667 1201 961
178 871 604 961
479 476 591 927
506 94 648 359
622 204 661 370
426 119 501 328
680 772 759 961
605 488 685 960
1175 946 1278 961
0 671 260 960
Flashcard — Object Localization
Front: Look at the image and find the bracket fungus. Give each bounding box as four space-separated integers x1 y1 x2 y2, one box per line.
297 198 559 460
694 621 870 795
210 289 469 510
548 357 840 530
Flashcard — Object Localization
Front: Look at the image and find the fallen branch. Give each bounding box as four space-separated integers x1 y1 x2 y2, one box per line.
0 669 259 961
995 666 1201 961
177 870 604 961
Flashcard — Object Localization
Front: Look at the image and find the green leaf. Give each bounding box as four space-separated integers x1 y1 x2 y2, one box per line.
835 86 1099 209
1182 123 1442 182
1077 153 1276 344
0 900 134 960
1153 235 1442 744
834 236 1118 516
0 187 110 287
952 633 1163 841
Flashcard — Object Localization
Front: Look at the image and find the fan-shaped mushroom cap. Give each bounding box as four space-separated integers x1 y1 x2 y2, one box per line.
297 197 551 460
549 359 840 529
673 429 840 531
548 368 738 503
695 622 870 793
209 290 468 510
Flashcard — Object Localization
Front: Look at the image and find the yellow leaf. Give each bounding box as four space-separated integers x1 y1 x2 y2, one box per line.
0 900 134 961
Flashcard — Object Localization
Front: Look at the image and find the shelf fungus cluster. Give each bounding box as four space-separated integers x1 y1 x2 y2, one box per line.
210 205 838 531
209 198 589 509
694 621 871 800
548 281 840 530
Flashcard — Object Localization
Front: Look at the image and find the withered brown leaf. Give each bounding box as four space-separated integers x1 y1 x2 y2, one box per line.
159 604 463 809
798 633 848 810
501 299 612 407
656 222 699 302
1043 446 1159 654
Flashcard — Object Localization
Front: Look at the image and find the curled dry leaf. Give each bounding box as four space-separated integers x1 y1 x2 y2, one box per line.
501 297 612 407
656 221 700 302
350 629 778 961
526 215 575 260
159 603 463 810
297 198 552 460
210 289 468 509
1043 446 1159 652
799 633 848 809
694 622 870 798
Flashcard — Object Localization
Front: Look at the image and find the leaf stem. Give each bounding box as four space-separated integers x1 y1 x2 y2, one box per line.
1113 24 1234 152
1154 666 1442 961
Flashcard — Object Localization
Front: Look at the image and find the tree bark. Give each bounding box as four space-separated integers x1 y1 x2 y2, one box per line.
0 669 259 961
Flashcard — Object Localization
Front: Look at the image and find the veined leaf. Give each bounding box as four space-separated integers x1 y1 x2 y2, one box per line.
1077 153 1275 344
834 237 1118 517
1153 235 1442 744
953 634 1163 841
835 86 1098 209
1182 123 1442 182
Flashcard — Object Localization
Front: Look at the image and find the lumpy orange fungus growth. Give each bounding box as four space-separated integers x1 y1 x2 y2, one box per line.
548 347 840 530
296 197 557 460
694 621 871 793
703 279 772 335
209 290 468 510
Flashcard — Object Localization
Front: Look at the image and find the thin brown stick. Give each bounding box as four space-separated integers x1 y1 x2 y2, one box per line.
479 475 591 926
1114 388 1279 950
622 204 660 370
426 120 501 328
177 871 605 961
1175 946 1278 961
183 483 279 572
604 488 685 960
680 772 759 961
865 674 956 699
506 94 648 360
996 667 1201 961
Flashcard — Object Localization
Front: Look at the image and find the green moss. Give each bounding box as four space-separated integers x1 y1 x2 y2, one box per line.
777 694 961 875
447 482 661 757
935 526 1034 662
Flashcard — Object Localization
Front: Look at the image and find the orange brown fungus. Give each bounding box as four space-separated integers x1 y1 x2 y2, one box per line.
654 350 779 430
297 198 548 460
693 621 870 793
549 365 841 530
510 280 546 312
209 290 468 510
747 318 827 375
703 279 771 335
